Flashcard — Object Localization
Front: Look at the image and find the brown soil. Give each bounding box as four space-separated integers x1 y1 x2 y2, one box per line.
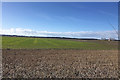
2 49 118 78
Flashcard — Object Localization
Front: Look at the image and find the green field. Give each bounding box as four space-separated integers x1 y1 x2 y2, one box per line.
2 36 118 50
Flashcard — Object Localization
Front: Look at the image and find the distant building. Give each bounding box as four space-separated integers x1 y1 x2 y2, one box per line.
108 38 116 41
101 38 116 41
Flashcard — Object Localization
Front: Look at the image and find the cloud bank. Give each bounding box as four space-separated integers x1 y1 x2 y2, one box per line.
0 28 118 39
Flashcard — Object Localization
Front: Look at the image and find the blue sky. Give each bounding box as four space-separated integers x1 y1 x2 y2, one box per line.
1 2 118 39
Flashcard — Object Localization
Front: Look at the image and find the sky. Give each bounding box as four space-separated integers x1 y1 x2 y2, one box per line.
1 2 118 39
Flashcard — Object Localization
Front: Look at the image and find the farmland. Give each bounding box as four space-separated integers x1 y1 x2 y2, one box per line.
2 36 118 50
2 36 119 78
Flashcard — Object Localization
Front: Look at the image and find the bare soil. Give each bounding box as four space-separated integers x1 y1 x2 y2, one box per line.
2 49 118 78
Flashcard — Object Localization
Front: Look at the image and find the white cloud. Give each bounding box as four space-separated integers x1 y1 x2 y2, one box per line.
0 28 118 39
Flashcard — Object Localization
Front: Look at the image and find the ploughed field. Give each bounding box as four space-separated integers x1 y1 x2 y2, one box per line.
2 36 119 78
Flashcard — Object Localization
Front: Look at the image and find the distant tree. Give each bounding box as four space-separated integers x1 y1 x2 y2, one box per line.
101 38 107 40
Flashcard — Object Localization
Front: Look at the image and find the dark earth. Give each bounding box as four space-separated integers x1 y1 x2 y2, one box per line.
2 49 118 78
